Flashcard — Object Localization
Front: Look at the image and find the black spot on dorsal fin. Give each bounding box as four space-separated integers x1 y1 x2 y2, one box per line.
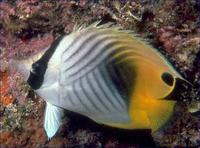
161 72 174 86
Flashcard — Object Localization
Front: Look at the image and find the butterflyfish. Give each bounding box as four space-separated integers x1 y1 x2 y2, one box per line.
11 22 186 139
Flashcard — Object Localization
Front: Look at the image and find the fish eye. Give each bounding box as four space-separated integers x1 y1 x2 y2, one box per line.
161 72 174 86
31 62 44 75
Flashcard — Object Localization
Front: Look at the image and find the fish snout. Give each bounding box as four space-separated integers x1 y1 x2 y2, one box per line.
8 59 31 81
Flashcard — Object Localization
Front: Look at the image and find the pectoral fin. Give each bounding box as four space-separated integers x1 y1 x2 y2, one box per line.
44 102 64 139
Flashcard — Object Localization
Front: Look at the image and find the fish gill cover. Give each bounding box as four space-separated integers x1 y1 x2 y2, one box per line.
0 0 199 147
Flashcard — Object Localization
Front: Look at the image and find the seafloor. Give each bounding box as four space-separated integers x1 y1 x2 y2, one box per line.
0 0 199 148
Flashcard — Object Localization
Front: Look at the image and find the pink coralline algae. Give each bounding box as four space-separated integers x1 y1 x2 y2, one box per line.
0 0 199 147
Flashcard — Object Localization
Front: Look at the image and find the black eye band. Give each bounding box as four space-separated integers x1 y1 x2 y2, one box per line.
27 72 44 90
27 35 65 90
161 72 174 86
31 62 46 76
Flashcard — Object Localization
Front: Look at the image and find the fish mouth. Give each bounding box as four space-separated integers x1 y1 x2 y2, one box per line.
9 59 31 81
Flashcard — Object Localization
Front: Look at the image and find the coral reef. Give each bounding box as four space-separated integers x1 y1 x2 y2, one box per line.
0 0 199 147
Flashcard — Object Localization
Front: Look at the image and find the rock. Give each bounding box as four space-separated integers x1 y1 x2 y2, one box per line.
48 137 66 148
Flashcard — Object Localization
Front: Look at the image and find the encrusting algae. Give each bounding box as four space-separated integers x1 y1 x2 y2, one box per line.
0 72 14 106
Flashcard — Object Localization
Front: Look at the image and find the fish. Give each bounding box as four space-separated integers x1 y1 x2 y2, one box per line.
11 22 187 139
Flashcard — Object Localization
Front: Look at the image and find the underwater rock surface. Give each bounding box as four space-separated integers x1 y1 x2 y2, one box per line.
0 0 199 147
